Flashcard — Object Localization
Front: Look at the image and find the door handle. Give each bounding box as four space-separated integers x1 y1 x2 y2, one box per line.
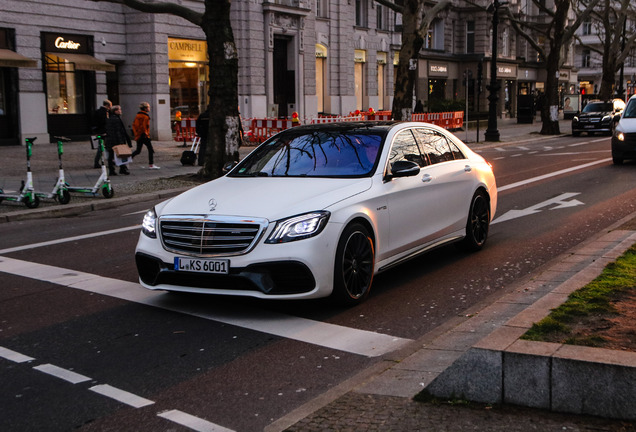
421 174 432 183
464 165 472 172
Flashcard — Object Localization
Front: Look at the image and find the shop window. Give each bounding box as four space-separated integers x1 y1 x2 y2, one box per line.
316 44 327 113
0 69 5 116
355 50 366 111
45 54 85 115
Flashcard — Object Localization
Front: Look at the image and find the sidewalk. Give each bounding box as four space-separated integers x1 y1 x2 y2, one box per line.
3 118 634 430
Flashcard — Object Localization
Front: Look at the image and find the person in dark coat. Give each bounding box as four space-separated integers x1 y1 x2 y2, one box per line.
196 106 210 166
92 99 111 168
105 105 132 176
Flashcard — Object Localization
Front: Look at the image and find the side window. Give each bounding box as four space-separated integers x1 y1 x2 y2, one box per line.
448 140 466 160
388 130 429 171
412 128 455 164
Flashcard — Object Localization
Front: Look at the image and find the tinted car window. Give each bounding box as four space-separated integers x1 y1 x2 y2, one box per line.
582 103 613 113
388 130 429 169
231 129 383 177
412 128 455 164
623 100 636 119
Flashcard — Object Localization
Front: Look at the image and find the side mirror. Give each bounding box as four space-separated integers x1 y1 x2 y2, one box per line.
223 160 238 173
385 160 420 181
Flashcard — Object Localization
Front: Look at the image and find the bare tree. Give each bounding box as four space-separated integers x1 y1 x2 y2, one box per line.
579 0 636 100
505 0 600 134
89 0 240 179
375 0 451 120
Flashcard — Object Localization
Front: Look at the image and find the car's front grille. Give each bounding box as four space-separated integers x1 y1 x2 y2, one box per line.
159 216 268 256
623 132 636 145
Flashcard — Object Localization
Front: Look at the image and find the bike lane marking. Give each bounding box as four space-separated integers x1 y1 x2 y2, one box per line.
0 256 411 358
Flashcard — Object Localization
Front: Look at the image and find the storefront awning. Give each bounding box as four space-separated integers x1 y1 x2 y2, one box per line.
54 53 115 72
0 49 37 68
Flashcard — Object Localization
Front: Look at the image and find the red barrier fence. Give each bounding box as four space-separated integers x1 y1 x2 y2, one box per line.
174 118 197 142
230 111 465 144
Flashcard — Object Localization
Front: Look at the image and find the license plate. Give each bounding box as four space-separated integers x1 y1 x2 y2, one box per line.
584 125 595 128
174 257 229 274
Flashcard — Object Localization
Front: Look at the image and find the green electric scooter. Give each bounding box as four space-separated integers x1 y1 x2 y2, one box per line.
0 137 40 208
65 134 114 198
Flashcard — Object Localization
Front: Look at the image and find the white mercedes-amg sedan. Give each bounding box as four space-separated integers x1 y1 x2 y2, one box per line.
135 121 497 306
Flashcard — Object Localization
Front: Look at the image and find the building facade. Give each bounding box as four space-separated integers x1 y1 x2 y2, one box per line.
0 0 582 146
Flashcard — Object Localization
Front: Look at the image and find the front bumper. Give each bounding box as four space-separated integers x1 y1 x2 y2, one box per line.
134 223 340 300
612 133 636 159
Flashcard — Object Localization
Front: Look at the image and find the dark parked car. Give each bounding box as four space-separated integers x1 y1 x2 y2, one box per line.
611 95 636 165
572 99 625 136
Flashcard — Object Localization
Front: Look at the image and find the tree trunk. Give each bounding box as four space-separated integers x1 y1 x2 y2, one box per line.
391 0 423 121
200 0 241 179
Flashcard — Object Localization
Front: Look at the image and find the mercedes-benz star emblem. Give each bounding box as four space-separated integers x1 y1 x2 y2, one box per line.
208 198 217 212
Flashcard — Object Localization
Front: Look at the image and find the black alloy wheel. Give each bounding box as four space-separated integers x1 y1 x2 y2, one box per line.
332 223 375 306
461 190 490 251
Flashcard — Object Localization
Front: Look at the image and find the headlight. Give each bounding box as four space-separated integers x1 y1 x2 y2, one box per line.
265 211 330 244
572 116 579 122
602 115 611 122
617 132 625 141
142 208 157 238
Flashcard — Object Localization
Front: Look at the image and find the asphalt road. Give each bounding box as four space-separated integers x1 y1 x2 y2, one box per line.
1 133 635 431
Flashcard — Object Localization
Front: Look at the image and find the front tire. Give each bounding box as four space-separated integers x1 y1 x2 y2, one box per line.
461 190 490 251
23 194 40 209
58 189 71 204
102 185 115 198
331 223 375 306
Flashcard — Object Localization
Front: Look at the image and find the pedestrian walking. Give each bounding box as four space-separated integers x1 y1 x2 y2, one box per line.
92 99 111 168
131 102 160 169
105 105 132 176
195 106 210 166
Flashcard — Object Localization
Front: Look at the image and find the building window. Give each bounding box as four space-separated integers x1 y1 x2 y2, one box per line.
377 5 389 31
356 0 368 27
582 21 592 35
377 52 387 110
582 49 591 68
45 54 85 114
316 44 327 113
466 21 475 54
317 0 328 18
355 49 366 110
501 27 509 57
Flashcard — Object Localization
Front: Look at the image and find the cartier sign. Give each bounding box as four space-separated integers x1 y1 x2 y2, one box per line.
54 37 81 50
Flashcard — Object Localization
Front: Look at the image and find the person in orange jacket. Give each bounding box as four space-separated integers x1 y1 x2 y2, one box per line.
132 101 160 169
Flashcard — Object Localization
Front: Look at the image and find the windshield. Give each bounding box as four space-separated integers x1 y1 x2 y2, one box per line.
582 102 613 113
623 100 636 119
230 128 385 178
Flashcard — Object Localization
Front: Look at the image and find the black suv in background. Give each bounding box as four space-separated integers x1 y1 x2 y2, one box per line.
572 99 625 136
611 95 636 165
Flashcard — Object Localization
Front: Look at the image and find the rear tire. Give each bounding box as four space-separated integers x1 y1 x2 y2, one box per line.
461 190 490 251
331 223 375 306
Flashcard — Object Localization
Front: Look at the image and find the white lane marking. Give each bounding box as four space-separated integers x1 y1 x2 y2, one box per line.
89 384 155 408
535 150 608 156
159 410 235 432
33 363 91 384
498 158 611 192
0 346 34 363
0 257 412 357
0 225 140 255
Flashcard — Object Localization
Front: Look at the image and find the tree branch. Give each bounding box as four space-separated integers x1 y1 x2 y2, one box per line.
90 0 203 26
417 0 452 34
374 0 403 14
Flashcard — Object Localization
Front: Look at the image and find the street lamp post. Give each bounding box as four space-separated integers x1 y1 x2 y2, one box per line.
485 0 504 142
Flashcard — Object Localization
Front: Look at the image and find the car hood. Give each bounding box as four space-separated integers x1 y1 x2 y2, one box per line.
579 110 612 118
158 176 373 221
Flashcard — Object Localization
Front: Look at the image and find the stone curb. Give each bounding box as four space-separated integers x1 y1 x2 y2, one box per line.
422 228 636 420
